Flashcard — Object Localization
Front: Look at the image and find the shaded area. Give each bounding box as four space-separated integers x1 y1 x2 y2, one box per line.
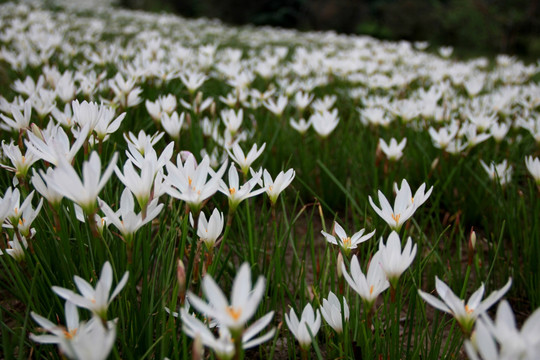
120 0 540 59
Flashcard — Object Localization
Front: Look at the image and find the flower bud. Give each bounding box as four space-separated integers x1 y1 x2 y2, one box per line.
177 259 186 303
337 252 343 278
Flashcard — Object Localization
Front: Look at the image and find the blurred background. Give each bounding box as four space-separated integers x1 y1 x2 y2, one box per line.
118 0 540 59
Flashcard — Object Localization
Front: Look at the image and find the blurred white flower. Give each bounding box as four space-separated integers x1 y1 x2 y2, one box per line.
285 303 321 350
53 261 129 320
418 277 512 335
320 291 349 333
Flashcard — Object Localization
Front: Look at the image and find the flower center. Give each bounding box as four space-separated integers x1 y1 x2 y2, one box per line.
63 328 78 340
391 213 401 224
229 187 236 195
226 306 242 321
343 237 351 248
465 305 474 314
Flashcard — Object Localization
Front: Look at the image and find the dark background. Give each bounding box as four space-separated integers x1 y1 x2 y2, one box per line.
119 0 540 60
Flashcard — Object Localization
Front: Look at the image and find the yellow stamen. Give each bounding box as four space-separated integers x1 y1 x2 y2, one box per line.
63 328 78 340
343 237 351 248
369 285 374 295
268 185 273 192
21 156 26 163
229 187 236 195
226 306 242 321
391 213 401 224
465 305 473 314
188 177 193 186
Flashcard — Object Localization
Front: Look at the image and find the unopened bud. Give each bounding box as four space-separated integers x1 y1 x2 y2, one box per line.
195 91 203 106
177 259 186 303
30 124 45 141
431 157 440 171
337 252 343 278
192 334 204 360
469 229 476 251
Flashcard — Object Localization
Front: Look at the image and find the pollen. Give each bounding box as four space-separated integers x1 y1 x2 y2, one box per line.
63 328 78 340
226 306 242 321
391 213 401 224
229 187 236 195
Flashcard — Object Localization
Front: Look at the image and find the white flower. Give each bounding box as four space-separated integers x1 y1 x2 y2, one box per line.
98 188 163 240
0 234 28 261
191 208 224 249
320 291 349 333
289 117 311 134
418 277 512 334
480 160 513 186
525 156 540 184
310 109 339 138
379 137 407 161
31 301 117 360
1 140 39 177
161 111 184 140
321 221 375 255
261 168 295 205
31 168 63 207
226 142 266 176
187 262 267 333
45 151 118 214
180 308 275 360
484 300 540 359
341 252 389 307
263 95 288 116
218 165 264 212
378 231 416 287
221 109 243 136
52 261 129 320
0 99 32 131
369 179 433 231
285 303 321 349
25 123 89 165
165 154 227 213
114 158 158 210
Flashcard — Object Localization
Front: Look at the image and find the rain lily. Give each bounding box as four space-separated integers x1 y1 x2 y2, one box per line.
180 308 275 360
53 261 129 320
226 142 266 176
31 301 117 360
285 303 322 350
418 277 512 335
218 165 264 212
45 151 118 214
321 221 375 256
480 160 513 186
261 168 295 205
341 252 389 308
369 179 433 231
320 291 349 333
525 156 540 185
165 154 227 214
98 188 163 241
187 262 267 334
379 137 407 161
378 231 417 288
191 208 224 249
481 300 540 359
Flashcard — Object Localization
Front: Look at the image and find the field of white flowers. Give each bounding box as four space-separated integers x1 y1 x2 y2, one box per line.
1 1 540 359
